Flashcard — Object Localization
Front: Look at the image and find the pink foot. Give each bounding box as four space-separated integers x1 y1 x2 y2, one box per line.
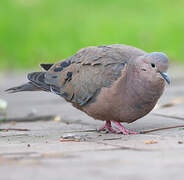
112 121 139 135
98 120 117 133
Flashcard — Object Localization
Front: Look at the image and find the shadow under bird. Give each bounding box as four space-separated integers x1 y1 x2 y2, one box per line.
6 44 170 134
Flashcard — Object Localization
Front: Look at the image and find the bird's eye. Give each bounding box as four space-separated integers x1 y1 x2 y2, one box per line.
151 63 155 68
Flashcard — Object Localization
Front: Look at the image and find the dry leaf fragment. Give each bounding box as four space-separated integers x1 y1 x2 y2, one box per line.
0 128 30 132
10 121 16 126
144 140 158 144
60 138 80 142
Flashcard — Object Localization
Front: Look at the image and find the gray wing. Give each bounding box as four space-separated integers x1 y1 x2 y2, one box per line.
28 45 145 106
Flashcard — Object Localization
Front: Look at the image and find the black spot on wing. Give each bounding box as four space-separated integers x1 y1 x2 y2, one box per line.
63 71 73 85
61 60 71 67
92 62 101 66
54 67 63 72
54 60 71 72
66 72 72 81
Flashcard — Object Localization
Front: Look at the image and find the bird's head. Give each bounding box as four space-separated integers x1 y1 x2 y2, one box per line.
133 52 170 85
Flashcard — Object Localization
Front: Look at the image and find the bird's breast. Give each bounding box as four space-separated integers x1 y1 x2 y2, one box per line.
119 77 165 123
82 73 165 123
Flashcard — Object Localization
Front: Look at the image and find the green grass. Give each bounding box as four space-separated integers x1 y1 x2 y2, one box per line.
0 0 184 69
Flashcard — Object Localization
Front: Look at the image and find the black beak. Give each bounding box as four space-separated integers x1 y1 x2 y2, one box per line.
160 72 170 84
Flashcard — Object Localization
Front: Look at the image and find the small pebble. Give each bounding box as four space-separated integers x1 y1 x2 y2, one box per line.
54 116 61 122
0 99 8 111
60 133 88 142
27 144 31 147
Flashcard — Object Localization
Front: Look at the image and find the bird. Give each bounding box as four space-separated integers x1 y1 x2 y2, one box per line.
6 44 170 134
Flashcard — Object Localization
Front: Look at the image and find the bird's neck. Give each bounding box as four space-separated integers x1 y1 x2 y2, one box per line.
124 67 165 104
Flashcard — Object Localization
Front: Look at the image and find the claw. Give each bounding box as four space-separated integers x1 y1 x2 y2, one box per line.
112 120 139 135
98 120 117 133
98 120 139 135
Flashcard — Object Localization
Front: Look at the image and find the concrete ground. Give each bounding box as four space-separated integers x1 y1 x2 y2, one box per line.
0 66 184 180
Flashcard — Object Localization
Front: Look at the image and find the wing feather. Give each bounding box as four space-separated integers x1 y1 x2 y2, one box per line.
29 45 145 106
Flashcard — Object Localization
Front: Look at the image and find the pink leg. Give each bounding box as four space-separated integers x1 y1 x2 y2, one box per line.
98 120 117 133
112 120 139 135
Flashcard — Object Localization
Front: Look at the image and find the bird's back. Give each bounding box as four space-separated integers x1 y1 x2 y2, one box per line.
46 44 145 107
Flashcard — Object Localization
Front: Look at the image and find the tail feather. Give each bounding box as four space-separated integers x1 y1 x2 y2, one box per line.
5 82 40 93
5 71 53 94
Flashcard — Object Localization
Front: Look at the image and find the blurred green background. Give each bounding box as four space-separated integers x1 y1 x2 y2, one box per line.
0 0 184 70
